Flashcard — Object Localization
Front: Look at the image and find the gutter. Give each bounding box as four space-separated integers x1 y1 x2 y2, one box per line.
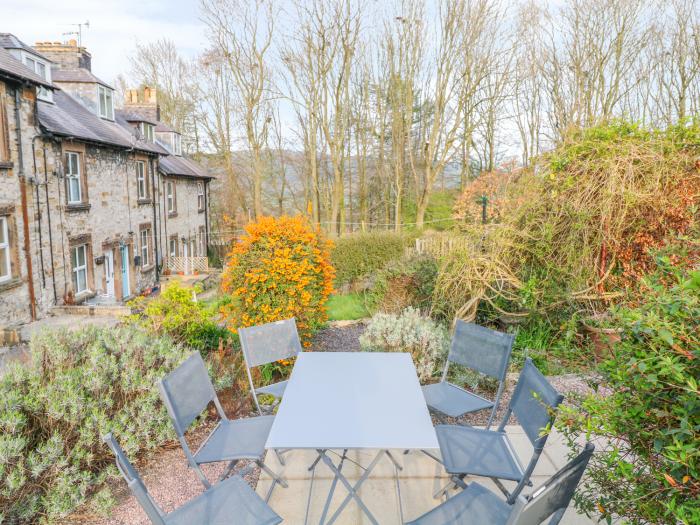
14 85 37 320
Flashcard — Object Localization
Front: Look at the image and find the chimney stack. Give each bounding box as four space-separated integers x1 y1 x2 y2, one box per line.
33 40 92 71
124 86 160 122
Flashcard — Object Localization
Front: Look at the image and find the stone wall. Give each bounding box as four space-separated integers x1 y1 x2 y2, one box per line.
0 81 42 328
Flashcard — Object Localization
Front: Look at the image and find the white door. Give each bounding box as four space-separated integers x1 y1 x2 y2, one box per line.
104 250 115 297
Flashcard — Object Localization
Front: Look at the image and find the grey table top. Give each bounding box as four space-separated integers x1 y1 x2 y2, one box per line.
266 352 439 450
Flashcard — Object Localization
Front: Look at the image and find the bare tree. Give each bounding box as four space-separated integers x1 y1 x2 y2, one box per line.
129 39 198 150
201 0 276 219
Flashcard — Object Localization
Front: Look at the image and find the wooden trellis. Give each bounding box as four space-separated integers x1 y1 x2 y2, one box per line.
168 256 210 274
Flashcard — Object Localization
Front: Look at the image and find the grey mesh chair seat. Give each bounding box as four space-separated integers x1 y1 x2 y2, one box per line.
406 443 595 525
432 359 564 504
194 416 275 464
166 474 282 525
422 382 494 418
429 321 515 427
239 318 302 416
103 433 282 525
158 353 287 493
436 425 525 481
255 380 288 400
405 482 510 525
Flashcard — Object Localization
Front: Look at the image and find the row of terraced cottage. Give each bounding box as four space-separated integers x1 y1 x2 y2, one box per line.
0 34 214 337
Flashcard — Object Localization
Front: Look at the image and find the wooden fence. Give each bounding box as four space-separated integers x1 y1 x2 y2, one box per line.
411 234 473 258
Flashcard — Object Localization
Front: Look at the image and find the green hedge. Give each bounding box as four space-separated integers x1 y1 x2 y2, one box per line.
332 231 414 286
0 326 188 523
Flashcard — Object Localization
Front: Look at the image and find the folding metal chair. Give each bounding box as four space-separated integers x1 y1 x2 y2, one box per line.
239 318 302 415
158 352 287 499
405 443 595 525
102 433 282 525
433 358 564 503
423 321 514 428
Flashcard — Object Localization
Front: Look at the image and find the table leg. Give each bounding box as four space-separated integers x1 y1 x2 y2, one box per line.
321 449 384 525
320 449 348 524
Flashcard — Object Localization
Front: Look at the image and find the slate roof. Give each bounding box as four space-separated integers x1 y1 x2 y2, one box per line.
38 90 167 155
115 109 159 126
159 154 213 180
0 47 53 88
0 33 51 61
52 68 112 88
155 121 178 133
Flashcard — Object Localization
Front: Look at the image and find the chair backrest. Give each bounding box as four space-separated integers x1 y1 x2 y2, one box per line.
508 358 564 447
507 443 595 525
102 433 166 525
239 318 302 369
448 321 515 380
158 352 217 436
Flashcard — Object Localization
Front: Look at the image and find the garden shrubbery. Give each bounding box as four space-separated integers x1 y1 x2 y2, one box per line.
128 280 230 354
359 307 448 381
221 215 335 345
557 257 699 524
0 326 188 523
366 255 438 314
331 230 414 287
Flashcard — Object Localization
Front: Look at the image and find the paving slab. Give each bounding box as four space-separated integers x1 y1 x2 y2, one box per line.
258 426 597 524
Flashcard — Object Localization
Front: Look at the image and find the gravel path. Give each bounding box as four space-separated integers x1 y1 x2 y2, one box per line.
62 423 260 525
311 320 367 352
64 321 595 523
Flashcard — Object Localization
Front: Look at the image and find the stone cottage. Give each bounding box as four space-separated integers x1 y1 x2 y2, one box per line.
0 35 213 335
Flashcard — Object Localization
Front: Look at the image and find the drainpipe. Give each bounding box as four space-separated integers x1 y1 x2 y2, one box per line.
149 156 160 282
31 136 46 289
14 86 37 320
204 180 210 256
43 144 57 304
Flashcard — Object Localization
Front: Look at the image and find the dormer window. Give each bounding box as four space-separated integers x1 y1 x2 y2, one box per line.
139 122 154 142
97 85 114 120
23 54 52 102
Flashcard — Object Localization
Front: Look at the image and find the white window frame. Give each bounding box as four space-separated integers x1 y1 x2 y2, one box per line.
144 123 154 142
199 228 206 258
0 216 11 283
97 85 114 120
71 244 88 294
169 237 177 258
197 182 205 211
65 152 82 204
136 161 147 200
166 181 175 213
173 133 182 156
140 228 150 267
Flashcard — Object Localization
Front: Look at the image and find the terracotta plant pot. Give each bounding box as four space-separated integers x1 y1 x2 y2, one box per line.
582 314 622 361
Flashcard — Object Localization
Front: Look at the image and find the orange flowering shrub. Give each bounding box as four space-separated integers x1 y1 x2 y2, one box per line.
221 215 335 346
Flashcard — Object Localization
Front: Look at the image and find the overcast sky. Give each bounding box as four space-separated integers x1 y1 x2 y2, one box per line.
2 0 208 85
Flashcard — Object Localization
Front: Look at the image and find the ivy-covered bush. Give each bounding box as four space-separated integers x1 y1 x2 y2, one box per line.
557 258 700 525
366 255 438 314
332 231 413 286
360 307 448 381
221 215 335 346
0 326 188 523
128 280 230 354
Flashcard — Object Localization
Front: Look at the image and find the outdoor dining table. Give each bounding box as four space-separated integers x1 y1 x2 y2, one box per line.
265 351 439 525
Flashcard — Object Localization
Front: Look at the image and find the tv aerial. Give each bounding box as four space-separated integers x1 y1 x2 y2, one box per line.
62 20 90 46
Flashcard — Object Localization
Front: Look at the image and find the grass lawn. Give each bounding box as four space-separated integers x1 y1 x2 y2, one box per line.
326 293 369 321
